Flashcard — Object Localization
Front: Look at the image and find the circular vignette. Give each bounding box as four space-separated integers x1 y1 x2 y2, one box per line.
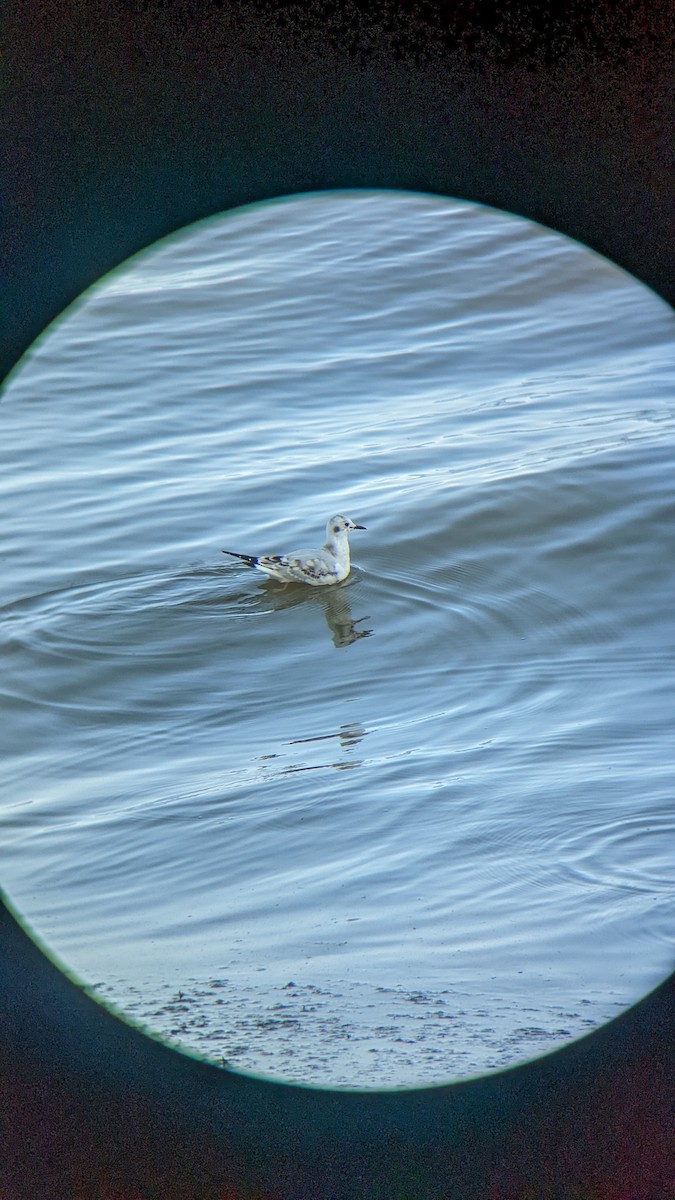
2 4 674 1200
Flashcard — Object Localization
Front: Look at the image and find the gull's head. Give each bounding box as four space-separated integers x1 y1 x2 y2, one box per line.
327 514 366 538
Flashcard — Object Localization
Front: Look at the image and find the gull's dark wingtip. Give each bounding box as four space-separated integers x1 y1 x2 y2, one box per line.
222 550 257 566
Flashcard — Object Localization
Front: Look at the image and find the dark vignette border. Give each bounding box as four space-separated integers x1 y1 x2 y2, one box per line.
2 2 674 1197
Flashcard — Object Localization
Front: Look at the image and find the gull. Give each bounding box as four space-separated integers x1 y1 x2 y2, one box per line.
223 514 366 586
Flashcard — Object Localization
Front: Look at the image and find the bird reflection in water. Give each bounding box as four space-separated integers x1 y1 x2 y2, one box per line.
258 576 373 647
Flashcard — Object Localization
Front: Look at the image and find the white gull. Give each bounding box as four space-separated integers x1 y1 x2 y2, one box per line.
222 514 366 586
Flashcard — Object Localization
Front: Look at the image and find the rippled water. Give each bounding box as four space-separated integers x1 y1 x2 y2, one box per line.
1 191 674 1088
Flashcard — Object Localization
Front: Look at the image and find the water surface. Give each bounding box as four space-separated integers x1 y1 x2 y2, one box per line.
1 191 674 1088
